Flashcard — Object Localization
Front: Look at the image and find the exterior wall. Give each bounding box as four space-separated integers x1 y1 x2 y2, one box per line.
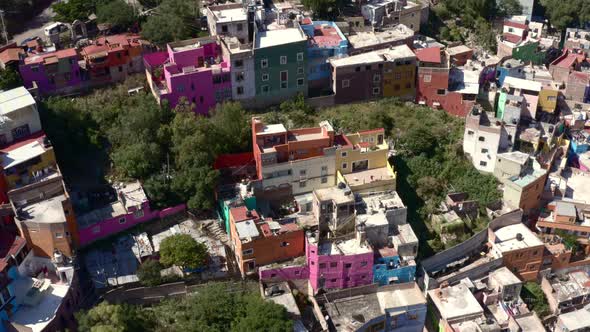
77 203 186 246
399 5 421 32
332 62 383 104
259 154 336 195
448 50 473 67
301 21 348 86
463 125 503 173
493 156 526 184
336 138 388 175
513 42 546 65
498 42 515 59
20 220 72 258
306 238 374 292
224 49 256 100
206 4 249 42
19 55 82 95
0 104 42 145
565 73 590 103
259 264 309 280
500 245 544 281
254 39 308 103
373 255 416 285
496 66 525 87
4 148 57 189
383 58 416 99
538 88 558 113
503 172 548 212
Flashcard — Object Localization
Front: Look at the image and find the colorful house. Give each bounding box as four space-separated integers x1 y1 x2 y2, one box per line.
80 34 147 85
253 22 308 105
144 37 232 113
373 247 416 285
19 48 82 95
228 205 305 276
300 19 348 96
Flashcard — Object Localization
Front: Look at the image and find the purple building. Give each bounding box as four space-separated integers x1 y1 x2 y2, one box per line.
144 37 232 114
19 48 82 95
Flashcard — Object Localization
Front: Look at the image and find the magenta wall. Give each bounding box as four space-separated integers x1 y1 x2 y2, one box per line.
306 238 374 292
77 203 186 246
259 264 310 280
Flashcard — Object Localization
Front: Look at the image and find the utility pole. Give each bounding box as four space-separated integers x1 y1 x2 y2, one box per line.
0 10 8 45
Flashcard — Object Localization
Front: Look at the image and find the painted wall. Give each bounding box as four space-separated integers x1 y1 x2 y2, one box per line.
258 264 309 280
306 238 374 292
383 60 416 99
301 21 348 83
77 203 186 246
4 148 57 190
19 55 82 95
513 42 546 65
373 255 416 285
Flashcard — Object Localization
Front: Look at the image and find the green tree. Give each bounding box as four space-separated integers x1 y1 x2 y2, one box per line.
138 0 163 8
141 0 201 44
159 234 208 270
497 0 523 17
76 302 154 332
111 142 162 179
302 0 348 19
540 0 590 32
96 0 138 31
521 282 550 317
0 68 23 91
53 0 100 22
137 259 164 286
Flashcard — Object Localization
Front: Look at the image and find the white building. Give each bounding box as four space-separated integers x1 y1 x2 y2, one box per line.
206 3 250 43
0 87 42 145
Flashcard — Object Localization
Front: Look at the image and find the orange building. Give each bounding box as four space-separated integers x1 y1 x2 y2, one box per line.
490 223 544 281
229 206 305 276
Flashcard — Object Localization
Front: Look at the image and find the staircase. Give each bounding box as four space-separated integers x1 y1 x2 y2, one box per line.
202 220 229 245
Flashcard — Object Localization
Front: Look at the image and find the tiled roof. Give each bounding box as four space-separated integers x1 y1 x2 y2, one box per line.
415 47 441 63
504 20 528 30
502 33 522 44
0 48 24 64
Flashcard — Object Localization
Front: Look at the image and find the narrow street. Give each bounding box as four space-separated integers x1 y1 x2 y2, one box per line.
11 1 58 44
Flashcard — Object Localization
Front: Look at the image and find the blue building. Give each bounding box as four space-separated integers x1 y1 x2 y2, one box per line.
300 19 348 96
373 248 416 286
496 58 525 87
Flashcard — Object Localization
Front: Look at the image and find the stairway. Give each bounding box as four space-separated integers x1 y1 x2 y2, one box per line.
202 220 229 245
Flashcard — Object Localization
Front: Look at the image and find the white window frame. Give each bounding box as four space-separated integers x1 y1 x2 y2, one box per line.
373 74 381 82
280 70 288 89
261 85 270 94
261 58 268 68
243 248 254 256
342 79 350 88
373 87 380 95
297 78 304 87
423 74 431 82
297 52 304 61
262 73 269 81
297 67 304 75
280 56 287 65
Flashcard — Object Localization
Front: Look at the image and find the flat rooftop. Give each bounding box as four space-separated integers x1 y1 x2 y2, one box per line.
10 278 69 332
255 28 306 49
235 219 260 240
16 194 67 224
348 25 414 49
558 306 590 331
256 123 287 136
77 201 127 228
209 5 247 24
490 266 521 286
318 237 372 256
325 283 425 329
0 87 36 115
550 169 590 204
330 51 384 67
508 168 546 188
169 37 217 52
504 76 542 91
1 135 49 170
498 151 530 165
314 186 354 205
446 45 472 56
515 313 546 332
343 167 395 188
493 223 543 253
428 283 483 321
263 282 301 317
393 224 418 245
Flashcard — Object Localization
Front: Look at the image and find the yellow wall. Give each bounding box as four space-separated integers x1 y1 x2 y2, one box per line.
336 131 389 174
5 148 57 189
538 89 558 113
383 62 415 98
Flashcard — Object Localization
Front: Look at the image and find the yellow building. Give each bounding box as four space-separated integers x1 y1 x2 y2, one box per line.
1 135 59 190
538 83 559 114
335 128 396 193
380 46 417 100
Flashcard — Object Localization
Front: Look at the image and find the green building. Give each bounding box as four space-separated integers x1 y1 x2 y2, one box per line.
512 40 548 65
253 25 308 105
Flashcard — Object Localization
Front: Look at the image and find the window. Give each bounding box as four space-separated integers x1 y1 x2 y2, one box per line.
236 72 244 82
55 232 63 238
372 87 380 95
331 278 337 283
355 66 361 72
297 52 304 61
319 263 326 269
480 161 487 166
237 86 244 95
177 85 185 92
467 130 474 135
31 66 39 72
247 261 256 271
261 59 268 68
394 72 401 80
262 73 269 81
280 241 289 247
134 209 144 218
342 162 347 169
437 89 446 95
300 181 306 188
341 151 348 157
481 148 489 153
237 23 243 31
280 71 288 89
119 217 126 224
365 65 371 70
12 125 30 140
262 85 270 93
297 67 304 75
235 59 243 67
321 165 328 172
478 136 485 142
423 74 431 82
345 263 352 268
373 74 381 82
297 78 304 87
321 177 328 184
280 56 287 64
360 261 368 267
221 25 228 33
243 248 254 255
300 169 306 176
342 79 350 88
330 262 337 268
118 66 123 72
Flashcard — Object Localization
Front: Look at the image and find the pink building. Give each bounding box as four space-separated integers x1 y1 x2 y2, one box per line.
76 181 185 246
144 37 232 114
259 229 375 293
